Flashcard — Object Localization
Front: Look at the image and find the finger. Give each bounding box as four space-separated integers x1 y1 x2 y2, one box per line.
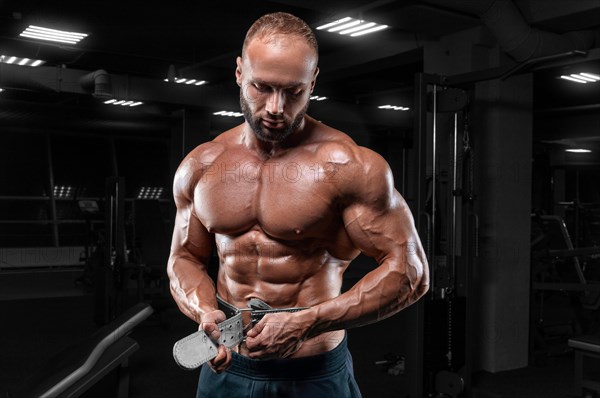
198 322 218 340
245 319 265 338
211 311 227 324
199 310 226 330
210 345 231 373
244 333 267 354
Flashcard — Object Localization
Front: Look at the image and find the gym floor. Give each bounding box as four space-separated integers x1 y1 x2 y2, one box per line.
0 271 580 398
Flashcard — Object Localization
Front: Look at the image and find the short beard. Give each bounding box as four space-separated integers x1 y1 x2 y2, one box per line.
240 92 309 143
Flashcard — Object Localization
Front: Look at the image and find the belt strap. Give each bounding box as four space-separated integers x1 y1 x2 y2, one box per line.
172 296 308 370
173 312 244 370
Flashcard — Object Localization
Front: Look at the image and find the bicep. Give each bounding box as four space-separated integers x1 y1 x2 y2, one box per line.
169 161 214 268
343 190 416 263
170 199 214 266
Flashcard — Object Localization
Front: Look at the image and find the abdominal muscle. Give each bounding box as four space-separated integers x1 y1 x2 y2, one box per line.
214 228 349 358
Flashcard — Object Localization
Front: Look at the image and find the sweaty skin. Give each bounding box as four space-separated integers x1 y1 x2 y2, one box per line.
167 34 429 373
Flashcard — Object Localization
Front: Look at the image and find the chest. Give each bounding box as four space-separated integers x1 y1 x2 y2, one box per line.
193 157 340 239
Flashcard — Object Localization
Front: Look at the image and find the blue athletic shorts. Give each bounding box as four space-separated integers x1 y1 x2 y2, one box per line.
196 335 362 398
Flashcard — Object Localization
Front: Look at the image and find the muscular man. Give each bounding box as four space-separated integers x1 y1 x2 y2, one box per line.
168 12 429 398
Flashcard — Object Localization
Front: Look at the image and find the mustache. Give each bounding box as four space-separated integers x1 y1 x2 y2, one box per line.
264 113 285 122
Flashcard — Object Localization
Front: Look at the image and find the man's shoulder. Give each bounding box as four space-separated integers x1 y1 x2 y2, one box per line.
184 127 242 163
173 130 241 197
307 124 391 195
310 126 387 173
187 140 227 164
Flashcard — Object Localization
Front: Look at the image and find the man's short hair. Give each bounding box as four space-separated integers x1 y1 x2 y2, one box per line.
242 12 318 61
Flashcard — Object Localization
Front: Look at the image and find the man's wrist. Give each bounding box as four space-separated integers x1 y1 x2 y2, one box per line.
298 306 321 340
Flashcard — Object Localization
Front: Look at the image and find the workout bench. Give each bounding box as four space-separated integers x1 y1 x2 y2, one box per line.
10 302 153 398
569 335 600 397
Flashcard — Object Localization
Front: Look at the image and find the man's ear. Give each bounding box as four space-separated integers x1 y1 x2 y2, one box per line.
235 56 243 87
310 67 320 93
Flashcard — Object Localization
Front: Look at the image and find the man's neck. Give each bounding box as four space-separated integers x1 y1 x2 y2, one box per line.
243 117 311 159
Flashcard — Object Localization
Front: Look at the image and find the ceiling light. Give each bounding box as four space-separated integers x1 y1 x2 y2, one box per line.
340 22 375 35
137 186 164 200
53 185 74 199
316 17 388 37
351 25 388 37
574 75 597 82
328 20 362 33
579 72 600 81
316 17 353 30
0 88 4 93
560 75 586 83
565 149 592 153
560 73 600 84
213 110 243 117
164 77 207 86
0 54 46 67
20 25 88 45
378 104 410 111
310 95 327 101
104 98 143 107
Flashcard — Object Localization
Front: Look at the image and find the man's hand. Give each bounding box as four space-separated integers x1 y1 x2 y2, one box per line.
244 312 309 359
200 309 232 373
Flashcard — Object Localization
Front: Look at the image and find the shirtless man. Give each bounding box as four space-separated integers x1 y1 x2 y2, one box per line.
168 12 429 398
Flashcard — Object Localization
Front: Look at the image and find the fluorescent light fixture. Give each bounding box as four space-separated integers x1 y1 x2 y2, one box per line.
575 75 598 82
565 149 592 153
560 73 600 84
340 22 375 35
579 72 600 81
53 185 74 199
560 75 586 83
0 54 46 67
316 17 352 30
316 17 388 37
20 25 88 44
328 20 362 33
164 77 207 86
310 95 327 101
213 110 244 117
104 98 143 107
351 25 388 36
137 186 164 200
378 104 410 111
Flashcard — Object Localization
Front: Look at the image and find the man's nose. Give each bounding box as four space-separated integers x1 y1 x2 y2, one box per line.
265 90 284 115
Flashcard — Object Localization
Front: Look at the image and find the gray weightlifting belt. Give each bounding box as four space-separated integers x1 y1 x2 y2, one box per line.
173 296 308 370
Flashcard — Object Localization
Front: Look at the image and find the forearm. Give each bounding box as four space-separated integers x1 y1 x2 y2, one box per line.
168 255 219 324
305 257 428 338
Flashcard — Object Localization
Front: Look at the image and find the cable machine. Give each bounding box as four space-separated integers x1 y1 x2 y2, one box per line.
410 51 589 398
412 73 476 398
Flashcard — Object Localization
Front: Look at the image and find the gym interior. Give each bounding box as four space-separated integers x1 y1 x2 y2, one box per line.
1 1 600 397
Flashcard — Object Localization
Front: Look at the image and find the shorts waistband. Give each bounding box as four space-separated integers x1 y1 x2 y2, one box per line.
226 334 349 380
